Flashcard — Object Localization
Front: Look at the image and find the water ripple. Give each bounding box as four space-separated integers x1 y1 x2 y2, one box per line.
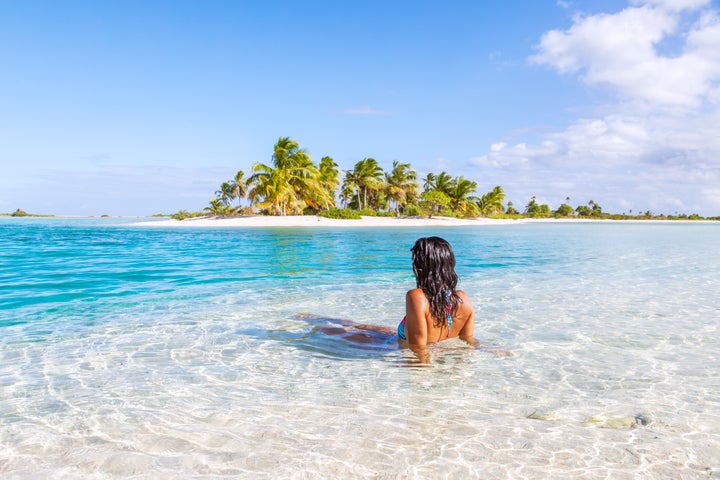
1 218 719 478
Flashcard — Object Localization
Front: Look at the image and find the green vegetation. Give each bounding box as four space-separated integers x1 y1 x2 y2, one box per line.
249 137 332 216
0 208 54 217
420 190 450 218
11 208 29 217
318 208 361 220
171 136 718 221
524 196 552 218
171 210 204 220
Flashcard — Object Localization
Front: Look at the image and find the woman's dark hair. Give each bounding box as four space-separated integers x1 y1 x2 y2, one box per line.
411 236 461 329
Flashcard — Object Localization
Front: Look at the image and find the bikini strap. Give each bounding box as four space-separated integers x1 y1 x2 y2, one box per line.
444 289 453 337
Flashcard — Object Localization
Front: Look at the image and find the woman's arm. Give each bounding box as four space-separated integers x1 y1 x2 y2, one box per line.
404 289 428 346
404 289 431 363
458 291 475 346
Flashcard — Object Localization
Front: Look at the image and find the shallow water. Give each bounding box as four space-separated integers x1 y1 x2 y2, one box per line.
1 218 719 479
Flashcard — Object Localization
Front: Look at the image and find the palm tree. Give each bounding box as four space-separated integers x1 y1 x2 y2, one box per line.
271 136 304 170
216 181 236 206
477 186 505 216
340 170 358 209
231 170 248 209
344 158 384 210
249 137 325 215
318 156 339 210
446 176 480 217
422 172 436 192
248 166 295 215
205 197 236 216
434 171 455 196
525 195 538 214
287 153 330 213
214 170 248 214
385 160 419 216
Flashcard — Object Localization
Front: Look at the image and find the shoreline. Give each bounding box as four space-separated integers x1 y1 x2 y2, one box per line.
132 215 501 228
130 215 719 228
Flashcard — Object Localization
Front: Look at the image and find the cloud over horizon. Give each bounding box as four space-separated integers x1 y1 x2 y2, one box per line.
474 0 720 215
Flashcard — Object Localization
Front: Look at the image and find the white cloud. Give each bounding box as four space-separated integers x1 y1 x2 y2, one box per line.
631 0 711 11
702 188 720 207
469 0 720 215
472 106 720 213
530 1 720 109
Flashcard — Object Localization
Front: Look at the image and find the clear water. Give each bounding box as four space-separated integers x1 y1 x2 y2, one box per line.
1 218 719 479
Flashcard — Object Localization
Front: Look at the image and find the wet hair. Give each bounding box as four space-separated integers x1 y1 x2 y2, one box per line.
411 236 461 329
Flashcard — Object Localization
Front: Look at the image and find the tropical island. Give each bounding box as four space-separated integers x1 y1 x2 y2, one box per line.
0 208 54 217
168 137 717 223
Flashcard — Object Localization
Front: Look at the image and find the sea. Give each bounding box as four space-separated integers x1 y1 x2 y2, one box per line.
1 217 718 479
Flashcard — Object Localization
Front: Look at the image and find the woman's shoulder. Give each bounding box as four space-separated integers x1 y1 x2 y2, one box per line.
406 289 430 310
406 288 426 301
407 288 470 299
456 290 474 309
456 289 471 300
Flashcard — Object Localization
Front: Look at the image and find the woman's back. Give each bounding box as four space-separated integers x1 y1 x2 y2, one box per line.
403 288 475 345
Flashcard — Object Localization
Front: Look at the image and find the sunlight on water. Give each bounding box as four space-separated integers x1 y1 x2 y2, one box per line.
1 218 719 478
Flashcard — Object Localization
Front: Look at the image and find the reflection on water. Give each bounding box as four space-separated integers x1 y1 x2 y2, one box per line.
234 313 399 361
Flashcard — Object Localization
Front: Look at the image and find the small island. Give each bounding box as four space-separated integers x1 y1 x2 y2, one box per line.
1 208 54 218
169 137 719 222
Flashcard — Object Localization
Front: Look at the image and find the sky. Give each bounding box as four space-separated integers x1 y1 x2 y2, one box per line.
1 0 719 216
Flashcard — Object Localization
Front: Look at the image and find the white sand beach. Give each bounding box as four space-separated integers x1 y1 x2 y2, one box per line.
132 215 715 228
133 215 524 228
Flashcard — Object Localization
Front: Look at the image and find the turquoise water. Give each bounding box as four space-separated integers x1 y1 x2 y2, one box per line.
1 218 719 478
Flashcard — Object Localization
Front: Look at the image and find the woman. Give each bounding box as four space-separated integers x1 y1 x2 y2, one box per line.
300 236 509 359
397 237 477 360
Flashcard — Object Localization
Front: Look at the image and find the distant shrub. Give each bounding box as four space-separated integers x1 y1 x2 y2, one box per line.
526 204 552 218
318 208 361 220
489 213 525 220
437 208 463 218
554 203 575 217
171 210 203 220
356 208 377 217
374 211 396 217
403 204 422 217
10 208 28 217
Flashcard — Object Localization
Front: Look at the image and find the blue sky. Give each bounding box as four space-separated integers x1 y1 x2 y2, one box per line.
2 0 719 216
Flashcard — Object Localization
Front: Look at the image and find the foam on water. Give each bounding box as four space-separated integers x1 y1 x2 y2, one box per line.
1 218 719 478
